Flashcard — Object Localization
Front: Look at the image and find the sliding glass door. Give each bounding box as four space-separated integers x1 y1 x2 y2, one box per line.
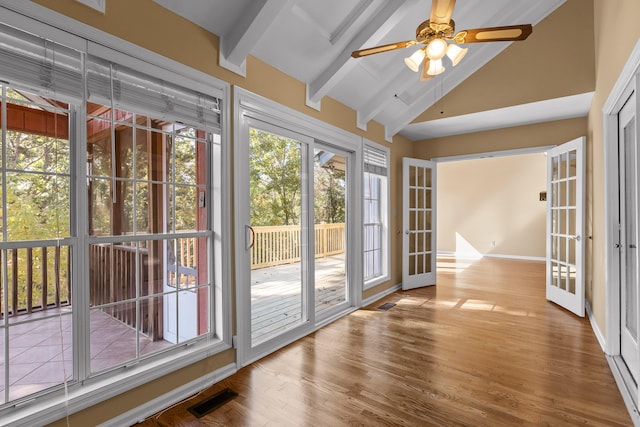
236 117 354 365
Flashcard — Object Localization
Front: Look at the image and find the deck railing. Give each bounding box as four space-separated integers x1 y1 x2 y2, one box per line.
89 239 198 339
89 244 149 332
4 225 339 321
251 223 345 270
1 245 72 319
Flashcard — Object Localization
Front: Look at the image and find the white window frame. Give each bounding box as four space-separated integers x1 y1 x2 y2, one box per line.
0 3 232 426
363 139 390 289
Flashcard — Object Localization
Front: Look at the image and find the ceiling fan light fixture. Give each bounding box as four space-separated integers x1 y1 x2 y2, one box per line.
446 43 468 66
425 38 448 60
420 58 433 82
427 58 445 76
404 48 426 73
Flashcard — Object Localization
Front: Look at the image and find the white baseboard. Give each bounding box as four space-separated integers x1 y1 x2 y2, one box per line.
483 253 545 262
585 300 607 352
437 251 544 262
97 362 237 427
361 283 402 308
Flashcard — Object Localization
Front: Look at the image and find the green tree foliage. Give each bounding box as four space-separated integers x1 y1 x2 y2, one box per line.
249 128 302 226
3 90 71 311
248 128 347 227
314 157 346 224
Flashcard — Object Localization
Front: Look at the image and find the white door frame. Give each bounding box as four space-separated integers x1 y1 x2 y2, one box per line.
605 40 640 355
604 37 640 418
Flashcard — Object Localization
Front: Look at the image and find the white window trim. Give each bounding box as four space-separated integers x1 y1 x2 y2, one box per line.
363 139 390 290
0 3 232 425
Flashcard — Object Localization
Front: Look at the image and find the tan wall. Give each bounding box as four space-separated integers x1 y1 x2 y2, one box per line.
588 0 640 336
413 0 595 122
23 0 412 424
437 154 547 258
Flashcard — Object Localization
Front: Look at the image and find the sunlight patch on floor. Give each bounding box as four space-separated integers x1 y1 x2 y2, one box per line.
437 254 477 272
427 297 537 318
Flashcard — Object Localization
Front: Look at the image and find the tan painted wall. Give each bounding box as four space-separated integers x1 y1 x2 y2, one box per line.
588 0 640 337
413 0 595 122
22 0 411 424
437 154 547 258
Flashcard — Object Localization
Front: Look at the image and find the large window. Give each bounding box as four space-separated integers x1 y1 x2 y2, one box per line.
363 141 389 287
0 17 226 420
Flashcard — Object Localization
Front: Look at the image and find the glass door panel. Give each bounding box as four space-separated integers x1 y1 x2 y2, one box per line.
619 92 639 382
249 128 305 346
313 147 347 317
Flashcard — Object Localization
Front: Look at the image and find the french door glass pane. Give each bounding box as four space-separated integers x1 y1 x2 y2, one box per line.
408 164 433 276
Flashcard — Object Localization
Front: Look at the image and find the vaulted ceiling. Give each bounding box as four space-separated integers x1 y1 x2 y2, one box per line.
151 0 583 142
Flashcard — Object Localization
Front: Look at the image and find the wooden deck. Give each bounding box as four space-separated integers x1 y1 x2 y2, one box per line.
251 253 346 344
138 256 632 427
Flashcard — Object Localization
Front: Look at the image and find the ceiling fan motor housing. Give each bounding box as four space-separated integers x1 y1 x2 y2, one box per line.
417 19 455 43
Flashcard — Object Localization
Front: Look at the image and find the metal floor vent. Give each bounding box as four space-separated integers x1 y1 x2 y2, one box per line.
187 387 238 418
378 302 396 311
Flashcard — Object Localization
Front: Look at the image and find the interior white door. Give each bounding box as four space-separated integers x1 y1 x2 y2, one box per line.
619 91 639 382
546 137 585 316
402 157 437 290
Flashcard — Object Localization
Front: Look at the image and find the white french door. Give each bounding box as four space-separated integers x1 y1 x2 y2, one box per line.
402 157 437 290
619 91 639 382
546 137 585 317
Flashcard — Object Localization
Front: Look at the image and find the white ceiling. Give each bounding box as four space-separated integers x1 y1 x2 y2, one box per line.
152 0 570 141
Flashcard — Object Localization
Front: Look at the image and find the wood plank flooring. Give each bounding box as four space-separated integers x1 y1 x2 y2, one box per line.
136 256 631 426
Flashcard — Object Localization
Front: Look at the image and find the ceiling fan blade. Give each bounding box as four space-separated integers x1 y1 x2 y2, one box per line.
454 24 533 44
430 0 456 25
351 40 417 58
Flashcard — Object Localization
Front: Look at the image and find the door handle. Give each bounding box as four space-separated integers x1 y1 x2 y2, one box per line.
405 230 409 235
631 244 637 249
569 235 581 242
246 225 255 250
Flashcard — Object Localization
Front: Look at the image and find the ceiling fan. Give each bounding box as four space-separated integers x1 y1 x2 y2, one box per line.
351 0 533 81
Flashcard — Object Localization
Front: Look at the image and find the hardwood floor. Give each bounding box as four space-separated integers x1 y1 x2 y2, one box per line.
136 257 632 426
